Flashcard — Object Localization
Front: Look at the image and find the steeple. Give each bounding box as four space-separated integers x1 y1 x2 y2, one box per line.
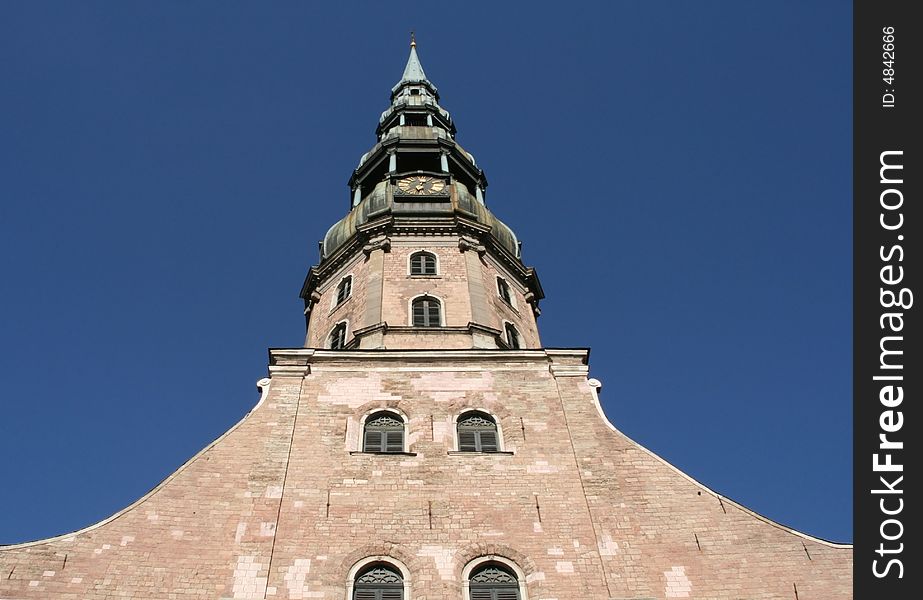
390 36 440 103
401 45 426 81
300 42 544 351
398 34 429 85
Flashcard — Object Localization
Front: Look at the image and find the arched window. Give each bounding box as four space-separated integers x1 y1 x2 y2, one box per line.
409 251 437 276
329 322 347 350
363 412 405 453
412 296 441 327
504 323 521 349
336 275 353 306
469 563 520 600
353 563 404 600
457 411 499 453
497 277 512 304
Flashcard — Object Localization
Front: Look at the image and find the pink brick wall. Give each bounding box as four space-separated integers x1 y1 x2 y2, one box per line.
380 243 473 328
306 237 541 350
307 254 371 349
476 257 540 348
0 350 851 599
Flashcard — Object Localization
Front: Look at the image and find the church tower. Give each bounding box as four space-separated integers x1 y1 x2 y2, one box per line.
300 38 542 353
0 43 852 600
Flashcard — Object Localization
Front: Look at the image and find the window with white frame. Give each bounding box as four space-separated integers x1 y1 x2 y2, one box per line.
335 275 353 306
457 411 499 453
469 563 521 600
504 323 521 349
497 277 512 305
329 322 347 349
409 251 438 276
412 296 441 327
362 412 405 453
353 563 404 600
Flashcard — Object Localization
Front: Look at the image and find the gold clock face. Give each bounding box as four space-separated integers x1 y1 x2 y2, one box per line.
397 175 446 196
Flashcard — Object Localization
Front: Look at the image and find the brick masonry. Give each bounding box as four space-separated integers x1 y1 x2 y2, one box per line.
306 236 540 351
0 349 851 599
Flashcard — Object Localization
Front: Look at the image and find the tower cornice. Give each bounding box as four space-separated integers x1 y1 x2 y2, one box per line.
301 214 543 306
270 347 589 368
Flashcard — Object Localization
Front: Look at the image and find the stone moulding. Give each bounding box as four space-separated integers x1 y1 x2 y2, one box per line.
547 364 590 377
269 347 585 365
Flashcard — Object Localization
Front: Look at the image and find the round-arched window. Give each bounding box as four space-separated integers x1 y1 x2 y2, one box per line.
329 322 348 350
353 563 403 599
457 412 499 453
504 323 521 349
469 563 520 599
409 251 437 276
412 296 441 327
363 412 405 453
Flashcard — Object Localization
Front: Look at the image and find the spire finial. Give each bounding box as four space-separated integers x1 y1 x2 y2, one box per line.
410 31 416 48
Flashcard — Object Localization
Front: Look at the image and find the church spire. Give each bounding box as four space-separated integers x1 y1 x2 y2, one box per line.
399 33 428 84
391 35 438 102
302 41 544 351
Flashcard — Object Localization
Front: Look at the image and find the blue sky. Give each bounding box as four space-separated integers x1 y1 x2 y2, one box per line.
0 1 851 544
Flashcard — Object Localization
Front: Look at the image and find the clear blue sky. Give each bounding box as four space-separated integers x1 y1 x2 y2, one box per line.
0 2 851 545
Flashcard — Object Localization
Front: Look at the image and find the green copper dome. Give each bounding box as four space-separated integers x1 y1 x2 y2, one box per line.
322 180 519 259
